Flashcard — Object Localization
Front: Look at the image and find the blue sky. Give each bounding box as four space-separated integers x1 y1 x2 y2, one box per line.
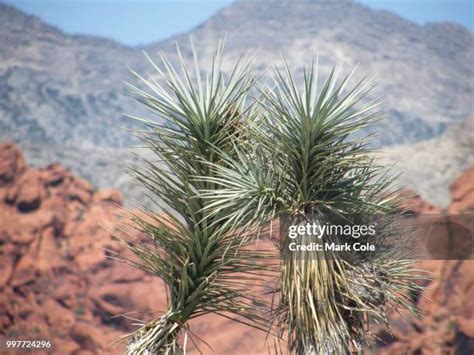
3 0 473 46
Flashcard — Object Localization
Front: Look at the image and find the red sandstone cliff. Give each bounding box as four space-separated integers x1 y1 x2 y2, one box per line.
0 142 270 354
0 142 473 354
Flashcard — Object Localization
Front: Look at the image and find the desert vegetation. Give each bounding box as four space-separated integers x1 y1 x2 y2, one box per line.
119 42 422 354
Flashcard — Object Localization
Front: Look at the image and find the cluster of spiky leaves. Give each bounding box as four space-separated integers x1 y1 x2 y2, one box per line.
119 38 422 354
198 62 423 354
115 42 275 354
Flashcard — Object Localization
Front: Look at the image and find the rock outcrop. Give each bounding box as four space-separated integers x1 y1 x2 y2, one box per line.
377 168 474 354
0 143 271 354
0 142 167 354
449 166 474 213
1 142 473 354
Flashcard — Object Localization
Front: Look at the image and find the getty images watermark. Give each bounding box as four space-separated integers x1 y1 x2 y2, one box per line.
288 222 378 252
278 213 474 261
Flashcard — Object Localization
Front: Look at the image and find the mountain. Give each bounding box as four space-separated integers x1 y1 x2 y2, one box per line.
0 3 144 148
0 0 473 204
159 0 473 145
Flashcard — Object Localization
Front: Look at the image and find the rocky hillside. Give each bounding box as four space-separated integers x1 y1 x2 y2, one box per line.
162 0 473 145
1 0 473 147
1 142 473 354
0 3 144 148
380 116 474 206
0 142 271 354
0 0 473 204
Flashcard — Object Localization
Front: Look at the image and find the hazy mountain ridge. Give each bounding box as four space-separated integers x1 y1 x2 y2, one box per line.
0 0 473 205
0 2 143 147
166 0 472 144
1 0 473 147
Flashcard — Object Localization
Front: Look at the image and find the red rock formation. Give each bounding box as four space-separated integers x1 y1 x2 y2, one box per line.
0 143 270 354
0 143 176 353
399 188 441 215
377 167 474 354
1 142 473 354
0 143 26 187
449 166 474 213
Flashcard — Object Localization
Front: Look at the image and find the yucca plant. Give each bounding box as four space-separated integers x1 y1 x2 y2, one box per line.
114 42 274 354
198 62 423 354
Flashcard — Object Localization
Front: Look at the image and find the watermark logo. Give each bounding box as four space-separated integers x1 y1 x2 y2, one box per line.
278 213 474 261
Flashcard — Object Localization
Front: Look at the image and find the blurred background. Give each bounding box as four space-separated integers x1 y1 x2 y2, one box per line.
0 0 473 354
